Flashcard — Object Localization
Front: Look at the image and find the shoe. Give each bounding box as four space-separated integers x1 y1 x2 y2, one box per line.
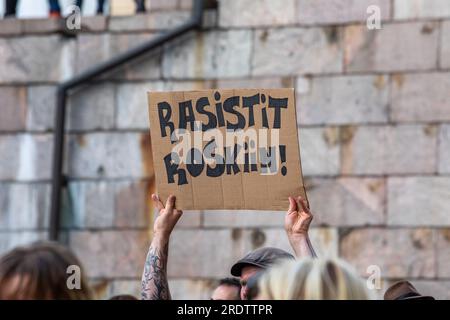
49 11 62 18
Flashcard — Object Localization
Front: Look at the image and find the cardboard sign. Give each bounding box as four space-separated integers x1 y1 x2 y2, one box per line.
147 89 306 211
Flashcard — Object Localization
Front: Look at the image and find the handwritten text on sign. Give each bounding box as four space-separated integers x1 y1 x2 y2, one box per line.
147 89 306 210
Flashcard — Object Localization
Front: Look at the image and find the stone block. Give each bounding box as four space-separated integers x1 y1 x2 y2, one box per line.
340 228 436 278
27 86 57 131
0 86 27 131
252 27 344 76
163 30 252 79
299 127 341 176
441 21 450 68
341 125 437 175
436 229 450 278
388 177 450 226
307 178 386 227
219 0 296 27
297 0 391 24
0 134 53 181
109 11 190 32
344 22 439 72
68 83 115 131
115 82 165 129
0 35 75 83
297 75 389 125
67 132 148 179
0 183 50 230
69 230 151 278
391 73 450 122
394 0 450 19
0 231 48 256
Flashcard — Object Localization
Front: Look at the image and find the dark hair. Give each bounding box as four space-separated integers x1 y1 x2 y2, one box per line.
109 294 138 300
219 277 241 289
0 241 92 300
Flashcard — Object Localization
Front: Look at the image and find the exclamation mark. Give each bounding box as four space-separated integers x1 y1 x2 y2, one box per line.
279 145 287 176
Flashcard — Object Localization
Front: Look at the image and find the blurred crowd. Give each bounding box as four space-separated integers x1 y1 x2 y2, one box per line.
3 0 147 18
0 194 435 301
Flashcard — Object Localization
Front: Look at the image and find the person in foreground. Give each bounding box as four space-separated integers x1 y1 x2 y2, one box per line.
141 194 182 300
230 195 317 299
256 258 372 300
141 194 317 300
384 280 434 300
211 278 241 300
0 241 92 300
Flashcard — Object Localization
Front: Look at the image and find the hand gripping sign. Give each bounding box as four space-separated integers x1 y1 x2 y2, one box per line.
147 89 307 210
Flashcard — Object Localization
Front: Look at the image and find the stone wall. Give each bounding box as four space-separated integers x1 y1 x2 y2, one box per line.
0 0 449 299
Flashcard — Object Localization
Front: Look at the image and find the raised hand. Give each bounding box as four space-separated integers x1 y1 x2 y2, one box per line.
285 196 317 258
151 194 183 239
285 196 313 236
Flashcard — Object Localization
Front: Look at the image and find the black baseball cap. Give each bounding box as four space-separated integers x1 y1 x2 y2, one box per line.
230 247 294 277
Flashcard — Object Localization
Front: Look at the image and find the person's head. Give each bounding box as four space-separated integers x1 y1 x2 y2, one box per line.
230 247 294 300
258 258 372 300
384 281 434 300
109 294 138 300
211 277 241 300
0 241 92 300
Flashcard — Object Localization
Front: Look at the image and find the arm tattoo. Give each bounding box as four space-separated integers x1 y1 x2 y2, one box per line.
141 243 171 300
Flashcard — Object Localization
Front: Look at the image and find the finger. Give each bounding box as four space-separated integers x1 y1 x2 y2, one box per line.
151 194 164 211
175 209 183 217
165 195 175 211
297 196 310 213
288 196 297 212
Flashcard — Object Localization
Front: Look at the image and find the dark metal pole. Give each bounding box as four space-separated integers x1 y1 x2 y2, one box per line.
49 88 67 241
48 0 205 241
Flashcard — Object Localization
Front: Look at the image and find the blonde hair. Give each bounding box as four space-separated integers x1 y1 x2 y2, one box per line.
258 258 372 300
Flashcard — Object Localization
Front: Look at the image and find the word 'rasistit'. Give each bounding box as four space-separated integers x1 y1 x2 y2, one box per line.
157 92 289 139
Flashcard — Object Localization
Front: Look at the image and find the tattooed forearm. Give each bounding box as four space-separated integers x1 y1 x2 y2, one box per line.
141 242 171 300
